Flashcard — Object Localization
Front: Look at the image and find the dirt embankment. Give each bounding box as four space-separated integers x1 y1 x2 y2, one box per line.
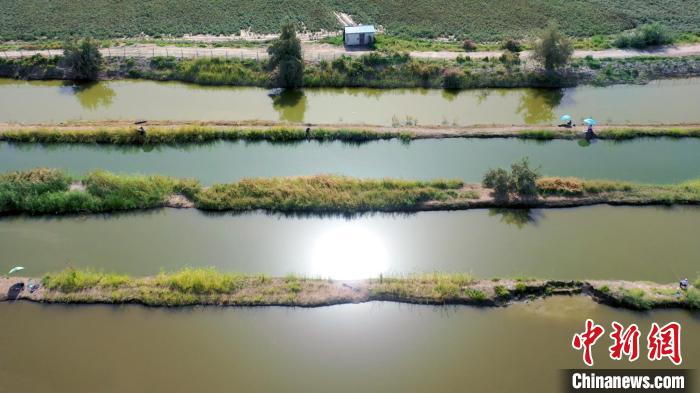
2 120 699 140
2 43 700 62
0 276 695 311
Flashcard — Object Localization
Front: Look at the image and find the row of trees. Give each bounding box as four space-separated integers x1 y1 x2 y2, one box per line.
61 23 575 84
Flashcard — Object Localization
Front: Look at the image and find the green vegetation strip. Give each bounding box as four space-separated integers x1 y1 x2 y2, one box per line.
2 268 698 310
2 125 700 146
0 168 466 215
3 168 700 215
0 126 412 144
4 53 700 89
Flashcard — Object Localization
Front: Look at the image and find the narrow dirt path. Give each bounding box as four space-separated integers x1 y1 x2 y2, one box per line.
1 120 698 139
2 43 700 62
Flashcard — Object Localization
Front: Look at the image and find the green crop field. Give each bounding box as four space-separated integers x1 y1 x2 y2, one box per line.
335 0 700 40
1 0 699 41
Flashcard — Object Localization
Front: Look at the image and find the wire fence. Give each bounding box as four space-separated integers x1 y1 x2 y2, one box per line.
0 47 365 62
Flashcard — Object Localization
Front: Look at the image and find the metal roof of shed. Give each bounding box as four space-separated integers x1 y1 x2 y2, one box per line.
344 25 375 34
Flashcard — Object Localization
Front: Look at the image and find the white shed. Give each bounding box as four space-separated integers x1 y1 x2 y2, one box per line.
343 25 376 46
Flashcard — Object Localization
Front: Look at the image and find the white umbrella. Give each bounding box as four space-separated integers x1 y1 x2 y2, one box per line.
8 266 25 275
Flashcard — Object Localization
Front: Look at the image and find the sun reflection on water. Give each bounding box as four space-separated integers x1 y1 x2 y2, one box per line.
310 223 389 280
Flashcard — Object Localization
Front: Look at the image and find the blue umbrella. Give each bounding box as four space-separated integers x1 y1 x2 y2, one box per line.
560 115 572 122
583 118 597 126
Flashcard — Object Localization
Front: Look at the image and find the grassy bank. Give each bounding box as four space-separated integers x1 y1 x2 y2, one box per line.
3 124 700 145
3 168 700 216
0 168 197 215
0 125 412 145
3 53 700 89
195 176 466 213
3 268 698 310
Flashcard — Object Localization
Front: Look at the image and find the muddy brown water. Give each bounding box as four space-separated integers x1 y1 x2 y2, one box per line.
1 78 700 125
0 297 697 393
3 137 700 185
1 206 698 281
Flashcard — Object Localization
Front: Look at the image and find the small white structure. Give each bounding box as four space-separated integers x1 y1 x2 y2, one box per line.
343 25 376 46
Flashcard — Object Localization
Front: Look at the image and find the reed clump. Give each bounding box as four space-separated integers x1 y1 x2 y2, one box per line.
195 175 464 213
370 273 478 301
42 268 130 292
0 168 197 214
598 128 700 140
153 268 247 294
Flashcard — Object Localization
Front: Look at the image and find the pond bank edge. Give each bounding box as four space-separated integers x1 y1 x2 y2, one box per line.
2 122 700 144
1 276 698 312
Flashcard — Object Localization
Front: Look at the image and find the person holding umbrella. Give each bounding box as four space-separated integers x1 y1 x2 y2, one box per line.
559 115 573 128
583 118 597 139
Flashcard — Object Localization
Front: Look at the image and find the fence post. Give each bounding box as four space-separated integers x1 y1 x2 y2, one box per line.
181 49 184 59
166 48 168 57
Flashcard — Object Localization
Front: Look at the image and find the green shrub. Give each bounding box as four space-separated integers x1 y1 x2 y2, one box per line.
464 288 487 301
499 51 520 66
267 22 304 88
685 288 700 309
462 39 477 51
614 23 674 49
150 56 178 70
621 288 652 310
42 268 129 292
533 24 573 71
442 67 464 89
482 158 540 197
510 158 540 196
483 168 511 196
63 38 102 81
494 285 509 297
154 267 245 294
501 39 522 52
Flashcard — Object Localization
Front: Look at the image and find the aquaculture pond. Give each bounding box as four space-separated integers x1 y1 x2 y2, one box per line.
2 137 700 185
1 206 698 281
1 297 698 393
1 78 700 125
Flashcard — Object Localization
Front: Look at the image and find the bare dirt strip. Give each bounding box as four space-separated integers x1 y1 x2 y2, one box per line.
2 43 700 62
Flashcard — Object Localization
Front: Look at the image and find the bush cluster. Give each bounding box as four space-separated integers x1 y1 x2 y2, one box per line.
482 158 540 197
536 177 584 196
613 23 674 49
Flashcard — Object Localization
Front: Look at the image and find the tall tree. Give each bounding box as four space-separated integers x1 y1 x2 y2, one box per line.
63 38 103 81
267 22 304 88
532 24 573 72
